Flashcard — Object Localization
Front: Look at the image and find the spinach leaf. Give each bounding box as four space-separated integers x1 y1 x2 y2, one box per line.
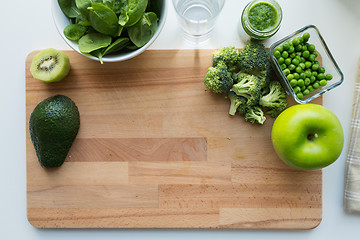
113 0 127 14
76 13 91 26
103 37 130 56
58 0 81 18
78 32 112 53
64 24 88 41
127 12 158 47
88 3 120 37
90 49 106 64
118 0 148 27
75 0 102 17
102 0 114 8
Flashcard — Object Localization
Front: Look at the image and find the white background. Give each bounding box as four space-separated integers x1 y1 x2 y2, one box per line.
1 0 360 239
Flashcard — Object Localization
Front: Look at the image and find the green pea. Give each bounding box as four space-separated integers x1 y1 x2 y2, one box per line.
292 38 300 46
290 52 296 59
293 86 301 93
307 85 314 92
325 73 333 80
278 57 285 64
308 54 316 62
317 73 325 80
283 68 291 76
299 72 306 79
288 46 295 53
289 64 296 71
305 61 312 69
297 92 304 100
313 52 318 58
301 85 306 91
295 66 302 73
292 58 300 66
287 74 294 81
300 57 306 63
282 51 289 58
314 60 320 65
276 46 283 52
303 32 310 42
312 64 319 71
305 70 312 77
280 64 287 70
303 89 310 96
313 81 320 89
274 50 281 59
285 58 292 65
308 44 315 52
299 63 306 69
290 79 297 87
302 50 310 58
310 76 316 83
297 79 305 87
319 79 327 86
304 78 311 86
295 44 302 52
302 45 308 51
312 71 318 77
293 72 300 79
318 67 325 73
282 43 290 51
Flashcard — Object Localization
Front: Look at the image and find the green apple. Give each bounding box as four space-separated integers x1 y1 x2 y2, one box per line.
271 104 344 170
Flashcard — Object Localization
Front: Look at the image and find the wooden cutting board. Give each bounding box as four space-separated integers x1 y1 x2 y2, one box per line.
26 49 322 229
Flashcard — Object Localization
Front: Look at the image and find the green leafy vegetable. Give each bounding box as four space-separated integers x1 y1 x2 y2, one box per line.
88 3 120 37
78 33 112 53
64 24 88 41
118 0 148 27
204 40 288 125
59 0 159 63
128 12 158 47
102 37 130 55
58 0 81 18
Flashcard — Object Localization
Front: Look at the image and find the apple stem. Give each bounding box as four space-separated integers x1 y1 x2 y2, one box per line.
307 133 318 141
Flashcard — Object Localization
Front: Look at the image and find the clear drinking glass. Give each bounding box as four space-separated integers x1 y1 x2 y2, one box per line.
172 0 225 44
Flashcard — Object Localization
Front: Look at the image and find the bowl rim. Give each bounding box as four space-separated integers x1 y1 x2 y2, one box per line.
269 24 344 104
51 0 168 63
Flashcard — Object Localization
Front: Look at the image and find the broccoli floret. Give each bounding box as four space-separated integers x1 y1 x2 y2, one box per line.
245 59 274 89
212 46 240 72
228 91 246 116
259 81 288 117
244 105 266 125
238 39 269 72
204 61 233 93
231 73 261 106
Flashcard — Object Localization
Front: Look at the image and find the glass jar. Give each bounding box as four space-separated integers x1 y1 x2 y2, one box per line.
241 0 282 40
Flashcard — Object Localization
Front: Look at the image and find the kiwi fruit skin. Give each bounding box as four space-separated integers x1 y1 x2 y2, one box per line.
30 48 71 83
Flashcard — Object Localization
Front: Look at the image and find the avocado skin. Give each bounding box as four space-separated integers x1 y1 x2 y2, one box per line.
29 95 80 168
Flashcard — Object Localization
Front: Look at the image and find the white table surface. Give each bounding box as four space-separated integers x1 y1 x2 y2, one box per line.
1 0 360 239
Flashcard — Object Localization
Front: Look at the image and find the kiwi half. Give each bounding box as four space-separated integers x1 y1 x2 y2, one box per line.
30 48 70 82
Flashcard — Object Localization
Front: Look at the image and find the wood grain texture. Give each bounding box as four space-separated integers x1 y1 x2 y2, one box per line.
26 49 322 229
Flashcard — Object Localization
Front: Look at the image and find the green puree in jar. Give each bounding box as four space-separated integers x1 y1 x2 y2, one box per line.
248 2 278 31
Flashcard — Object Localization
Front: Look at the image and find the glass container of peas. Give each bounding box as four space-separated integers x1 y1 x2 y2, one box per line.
269 25 344 104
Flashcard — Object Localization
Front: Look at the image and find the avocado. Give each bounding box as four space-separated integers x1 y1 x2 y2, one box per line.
29 95 80 168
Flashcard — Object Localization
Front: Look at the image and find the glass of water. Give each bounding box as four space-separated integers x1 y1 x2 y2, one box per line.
173 0 225 44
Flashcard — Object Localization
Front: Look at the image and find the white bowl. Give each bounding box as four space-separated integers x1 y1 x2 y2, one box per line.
51 0 167 62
